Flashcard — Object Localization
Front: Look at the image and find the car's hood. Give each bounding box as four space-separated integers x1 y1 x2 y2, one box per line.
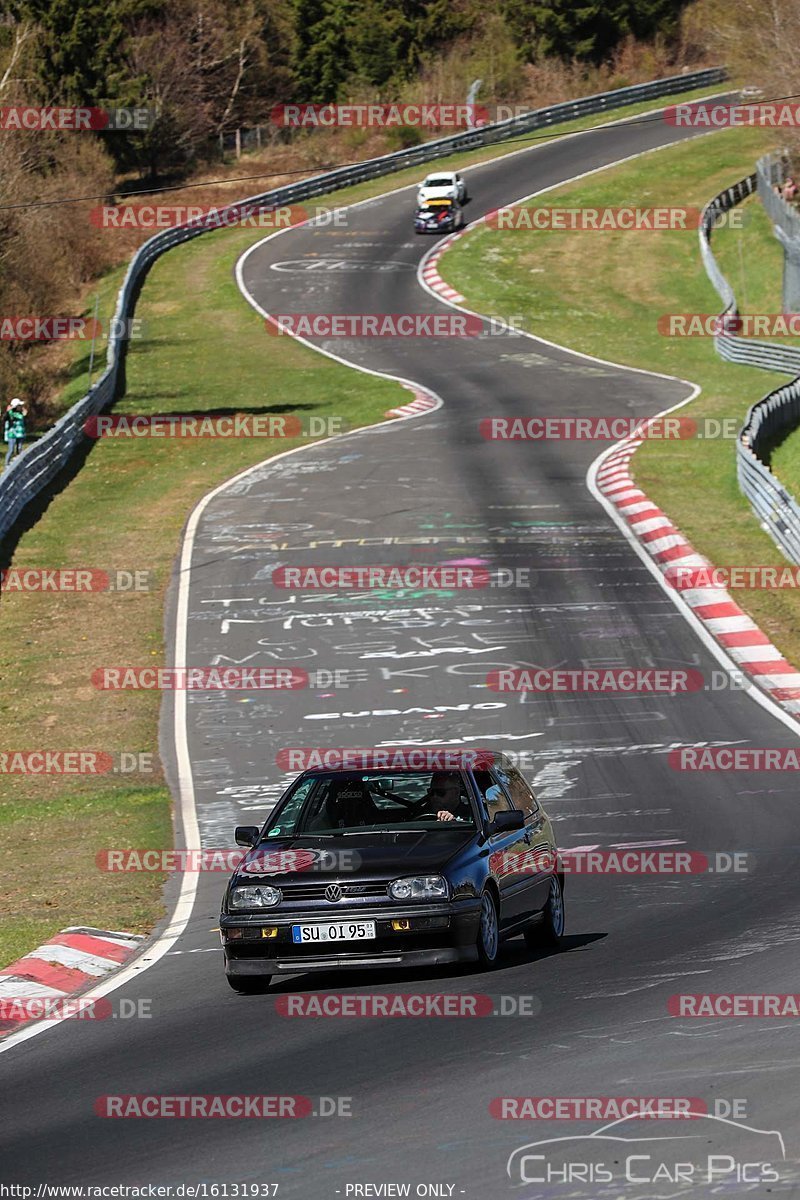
234 830 474 882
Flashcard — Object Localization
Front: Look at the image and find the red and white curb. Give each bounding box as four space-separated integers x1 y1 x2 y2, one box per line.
419 234 464 304
0 926 143 1032
596 441 800 719
385 383 440 419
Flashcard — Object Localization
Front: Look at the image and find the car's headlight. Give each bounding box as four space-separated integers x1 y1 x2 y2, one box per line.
229 884 281 909
390 875 448 901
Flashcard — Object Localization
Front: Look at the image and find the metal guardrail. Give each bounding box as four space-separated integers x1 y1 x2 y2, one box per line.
738 378 800 562
699 167 800 561
0 66 727 545
699 175 800 372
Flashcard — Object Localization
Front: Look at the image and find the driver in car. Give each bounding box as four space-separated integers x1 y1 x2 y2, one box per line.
417 772 467 822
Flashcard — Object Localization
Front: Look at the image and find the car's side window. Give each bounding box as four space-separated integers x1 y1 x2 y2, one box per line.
495 764 540 818
473 769 513 822
264 778 315 836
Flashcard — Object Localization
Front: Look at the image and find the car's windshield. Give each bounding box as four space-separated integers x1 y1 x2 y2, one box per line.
424 177 453 187
263 771 476 836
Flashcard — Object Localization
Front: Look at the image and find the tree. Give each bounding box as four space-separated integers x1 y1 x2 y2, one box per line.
291 0 355 101
681 0 800 92
288 0 484 102
120 13 215 177
504 0 690 64
349 0 411 89
13 0 162 104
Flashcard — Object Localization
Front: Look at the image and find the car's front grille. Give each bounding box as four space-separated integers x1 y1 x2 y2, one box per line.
280 880 388 902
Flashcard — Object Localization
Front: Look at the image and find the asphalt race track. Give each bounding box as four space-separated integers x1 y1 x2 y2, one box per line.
4 101 800 1197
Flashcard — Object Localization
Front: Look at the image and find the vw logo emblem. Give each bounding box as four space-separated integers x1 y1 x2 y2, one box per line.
325 884 342 903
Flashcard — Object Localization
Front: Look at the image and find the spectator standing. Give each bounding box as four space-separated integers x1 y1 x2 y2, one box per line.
3 398 27 468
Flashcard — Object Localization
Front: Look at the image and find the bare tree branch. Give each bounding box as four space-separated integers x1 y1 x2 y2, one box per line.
217 36 249 132
0 20 34 99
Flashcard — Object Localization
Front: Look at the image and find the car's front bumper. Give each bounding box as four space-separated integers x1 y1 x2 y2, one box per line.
220 900 481 975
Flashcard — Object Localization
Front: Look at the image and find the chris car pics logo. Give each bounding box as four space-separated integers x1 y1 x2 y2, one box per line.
506 1112 785 1189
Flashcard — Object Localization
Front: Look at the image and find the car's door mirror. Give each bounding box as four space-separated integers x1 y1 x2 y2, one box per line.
234 825 260 847
490 809 525 834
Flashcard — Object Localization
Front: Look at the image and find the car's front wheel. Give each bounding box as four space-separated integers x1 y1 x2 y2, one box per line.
476 889 500 968
226 974 272 994
524 874 565 950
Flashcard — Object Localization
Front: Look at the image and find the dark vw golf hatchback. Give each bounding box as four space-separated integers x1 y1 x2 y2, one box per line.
220 751 564 993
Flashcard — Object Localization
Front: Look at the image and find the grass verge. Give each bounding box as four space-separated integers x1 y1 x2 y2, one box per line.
438 125 800 665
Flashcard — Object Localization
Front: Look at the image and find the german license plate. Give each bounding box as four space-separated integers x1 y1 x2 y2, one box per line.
291 921 376 943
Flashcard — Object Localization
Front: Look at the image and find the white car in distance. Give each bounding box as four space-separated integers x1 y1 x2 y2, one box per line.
417 171 469 205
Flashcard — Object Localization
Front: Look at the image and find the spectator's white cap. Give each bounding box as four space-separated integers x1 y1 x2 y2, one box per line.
9 398 23 408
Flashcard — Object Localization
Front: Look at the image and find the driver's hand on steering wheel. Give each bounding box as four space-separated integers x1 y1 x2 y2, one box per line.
437 809 455 821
